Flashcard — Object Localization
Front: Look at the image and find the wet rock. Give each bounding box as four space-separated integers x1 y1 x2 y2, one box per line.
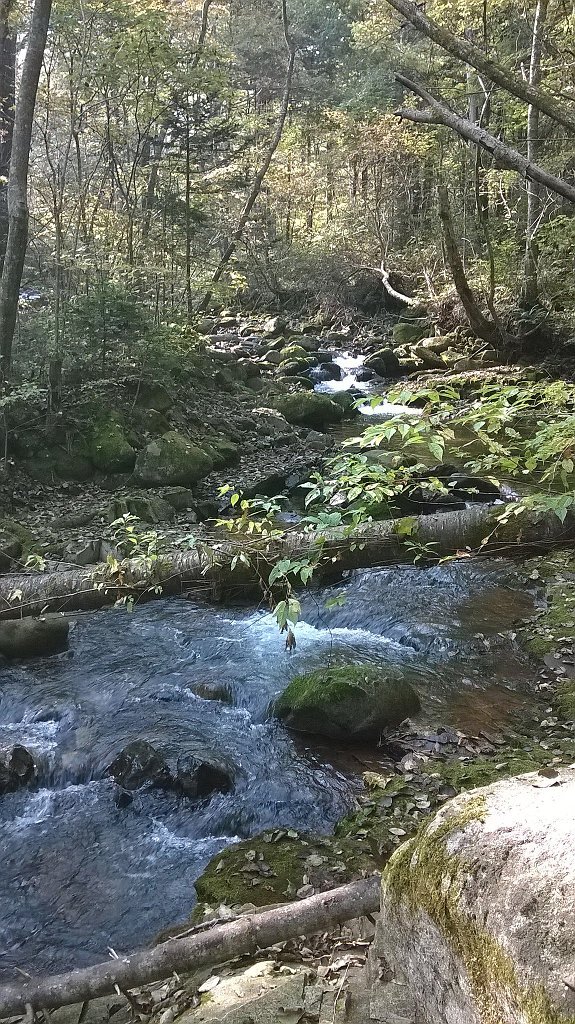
106 740 234 800
89 420 136 473
106 740 172 791
190 681 233 703
275 393 343 431
175 752 234 799
364 347 401 377
310 361 342 382
379 770 575 1023
274 664 421 742
355 365 376 382
135 431 213 487
0 744 36 795
277 358 314 377
0 616 69 658
305 429 333 452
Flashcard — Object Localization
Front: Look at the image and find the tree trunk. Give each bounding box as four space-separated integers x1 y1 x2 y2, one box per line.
395 75 575 206
197 0 296 312
437 185 505 346
0 504 573 620
521 0 548 306
383 0 575 132
0 0 52 381
0 876 380 1016
0 0 15 267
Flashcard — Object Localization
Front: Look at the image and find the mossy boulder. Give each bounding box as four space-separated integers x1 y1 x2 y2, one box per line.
392 318 431 346
107 494 176 524
135 431 213 487
277 358 315 377
279 344 314 362
163 487 197 512
0 518 37 571
192 830 376 914
200 437 240 468
274 664 421 742
89 420 136 473
275 392 343 431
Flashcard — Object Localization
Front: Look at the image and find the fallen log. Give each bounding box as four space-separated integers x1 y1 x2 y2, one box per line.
0 503 573 620
0 876 380 1017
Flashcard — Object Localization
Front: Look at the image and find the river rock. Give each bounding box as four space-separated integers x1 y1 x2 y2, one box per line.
274 664 421 742
108 494 176 524
175 752 234 798
364 347 401 377
0 616 69 658
275 393 343 431
106 740 172 790
106 740 234 799
378 770 575 1023
135 431 213 487
0 744 36 795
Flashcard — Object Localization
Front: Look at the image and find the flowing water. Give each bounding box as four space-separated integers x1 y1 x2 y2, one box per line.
0 560 537 980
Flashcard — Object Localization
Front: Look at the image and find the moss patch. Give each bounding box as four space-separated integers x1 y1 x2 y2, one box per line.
89 419 136 473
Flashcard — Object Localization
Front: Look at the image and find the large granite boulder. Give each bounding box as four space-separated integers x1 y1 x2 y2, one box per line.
135 431 213 487
274 664 420 742
377 770 575 1023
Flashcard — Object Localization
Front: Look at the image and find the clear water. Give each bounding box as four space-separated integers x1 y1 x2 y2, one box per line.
0 561 536 979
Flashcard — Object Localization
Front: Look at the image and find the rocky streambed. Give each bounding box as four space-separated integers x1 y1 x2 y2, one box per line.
0 555 548 981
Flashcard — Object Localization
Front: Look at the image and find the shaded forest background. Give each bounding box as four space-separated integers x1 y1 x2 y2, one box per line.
1 0 574 380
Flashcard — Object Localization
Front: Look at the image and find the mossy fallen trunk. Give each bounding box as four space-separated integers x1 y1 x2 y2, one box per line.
0 504 572 620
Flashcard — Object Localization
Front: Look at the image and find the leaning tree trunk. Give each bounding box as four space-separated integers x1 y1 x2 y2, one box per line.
437 185 505 346
383 0 575 133
0 0 52 381
0 0 15 268
0 504 573 620
0 876 380 1016
197 0 296 312
521 0 548 307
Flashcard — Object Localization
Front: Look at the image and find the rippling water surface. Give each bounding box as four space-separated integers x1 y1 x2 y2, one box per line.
0 561 536 979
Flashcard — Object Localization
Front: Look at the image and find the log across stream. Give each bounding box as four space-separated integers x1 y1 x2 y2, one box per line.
0 558 539 982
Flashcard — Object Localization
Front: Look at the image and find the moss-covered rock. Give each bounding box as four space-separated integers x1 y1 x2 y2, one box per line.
274 664 421 742
193 830 376 914
89 420 136 473
0 518 37 570
392 318 431 346
200 437 240 468
135 431 213 487
276 358 315 377
275 392 343 431
107 494 176 524
279 345 313 362
380 773 575 1024
163 487 197 512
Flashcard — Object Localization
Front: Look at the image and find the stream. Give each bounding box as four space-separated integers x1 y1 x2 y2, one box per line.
0 560 537 980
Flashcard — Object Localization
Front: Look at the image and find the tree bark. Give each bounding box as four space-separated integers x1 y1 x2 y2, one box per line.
383 0 575 132
395 75 575 206
0 504 573 620
521 0 548 306
0 0 52 381
0 0 15 267
0 876 380 1016
437 184 505 346
197 0 296 312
